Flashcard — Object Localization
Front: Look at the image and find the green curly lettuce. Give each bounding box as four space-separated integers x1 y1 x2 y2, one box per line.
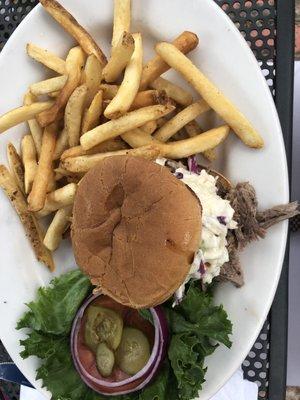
17 271 232 400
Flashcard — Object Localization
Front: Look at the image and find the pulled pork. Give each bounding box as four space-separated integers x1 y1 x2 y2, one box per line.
219 182 299 287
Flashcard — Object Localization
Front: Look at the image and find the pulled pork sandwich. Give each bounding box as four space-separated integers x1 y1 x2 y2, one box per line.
72 155 299 309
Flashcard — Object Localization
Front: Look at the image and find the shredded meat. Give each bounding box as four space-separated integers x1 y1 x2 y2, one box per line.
219 182 299 287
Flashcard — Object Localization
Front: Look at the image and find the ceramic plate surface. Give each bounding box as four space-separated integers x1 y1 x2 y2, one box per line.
0 1 289 398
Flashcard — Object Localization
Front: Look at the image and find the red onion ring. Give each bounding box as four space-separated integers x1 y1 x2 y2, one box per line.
70 293 169 396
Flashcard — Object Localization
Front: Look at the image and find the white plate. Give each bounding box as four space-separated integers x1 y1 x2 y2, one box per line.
0 1 289 399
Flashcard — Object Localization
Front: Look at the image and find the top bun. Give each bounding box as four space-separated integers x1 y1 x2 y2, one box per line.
72 156 202 308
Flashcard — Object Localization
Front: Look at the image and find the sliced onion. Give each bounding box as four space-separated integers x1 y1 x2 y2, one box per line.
70 293 169 396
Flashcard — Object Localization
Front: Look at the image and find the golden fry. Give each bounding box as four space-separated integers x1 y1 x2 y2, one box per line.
105 33 143 119
43 206 72 251
130 90 168 110
140 31 199 90
100 84 119 100
23 92 43 156
53 128 69 160
155 42 264 148
185 120 216 161
62 144 161 173
26 43 66 75
82 54 103 106
7 143 25 194
150 77 193 106
154 100 210 142
65 84 88 147
30 75 67 96
0 165 54 270
81 104 175 150
39 0 107 65
28 122 57 212
103 31 135 83
21 135 38 194
112 0 131 48
37 46 85 127
122 128 157 148
61 138 128 160
82 90 103 134
37 183 77 217
0 102 53 134
141 120 157 135
158 125 230 159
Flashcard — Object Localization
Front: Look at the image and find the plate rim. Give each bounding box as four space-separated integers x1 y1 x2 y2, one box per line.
0 0 289 398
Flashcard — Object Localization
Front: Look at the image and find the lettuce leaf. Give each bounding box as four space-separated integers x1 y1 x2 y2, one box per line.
17 272 232 400
17 269 92 335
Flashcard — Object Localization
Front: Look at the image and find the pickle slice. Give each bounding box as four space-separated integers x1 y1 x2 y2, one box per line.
84 305 123 351
96 343 115 377
115 327 151 376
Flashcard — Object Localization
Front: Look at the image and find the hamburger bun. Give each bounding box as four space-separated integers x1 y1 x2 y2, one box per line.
72 156 202 308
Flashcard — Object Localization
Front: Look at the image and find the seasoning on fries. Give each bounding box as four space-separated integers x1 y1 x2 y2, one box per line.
0 165 54 270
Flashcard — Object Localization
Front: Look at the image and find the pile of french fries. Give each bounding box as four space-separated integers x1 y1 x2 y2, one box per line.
0 0 264 271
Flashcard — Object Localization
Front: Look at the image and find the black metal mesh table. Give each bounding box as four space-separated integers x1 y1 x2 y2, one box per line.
0 1 295 399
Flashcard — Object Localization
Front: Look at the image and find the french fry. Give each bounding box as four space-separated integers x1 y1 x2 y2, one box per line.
0 165 54 270
21 135 38 194
47 169 57 193
43 206 72 251
36 183 77 217
130 90 168 110
61 138 128 160
150 77 193 106
7 143 25 194
28 122 57 212
156 116 167 129
62 144 161 173
158 125 230 159
53 128 68 160
23 92 43 156
81 104 175 150
65 84 88 147
141 120 157 135
105 33 143 119
0 102 53 134
185 120 216 161
112 0 131 48
122 128 157 148
48 91 60 98
37 46 85 127
100 86 167 110
82 90 103 134
30 75 67 96
140 31 199 90
155 42 264 148
154 100 210 142
103 31 135 83
81 55 103 106
26 43 66 75
39 0 107 66
100 84 119 100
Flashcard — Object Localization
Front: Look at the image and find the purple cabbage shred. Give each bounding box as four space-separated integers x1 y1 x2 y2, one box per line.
217 216 227 226
199 260 206 275
175 172 184 179
187 155 200 174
